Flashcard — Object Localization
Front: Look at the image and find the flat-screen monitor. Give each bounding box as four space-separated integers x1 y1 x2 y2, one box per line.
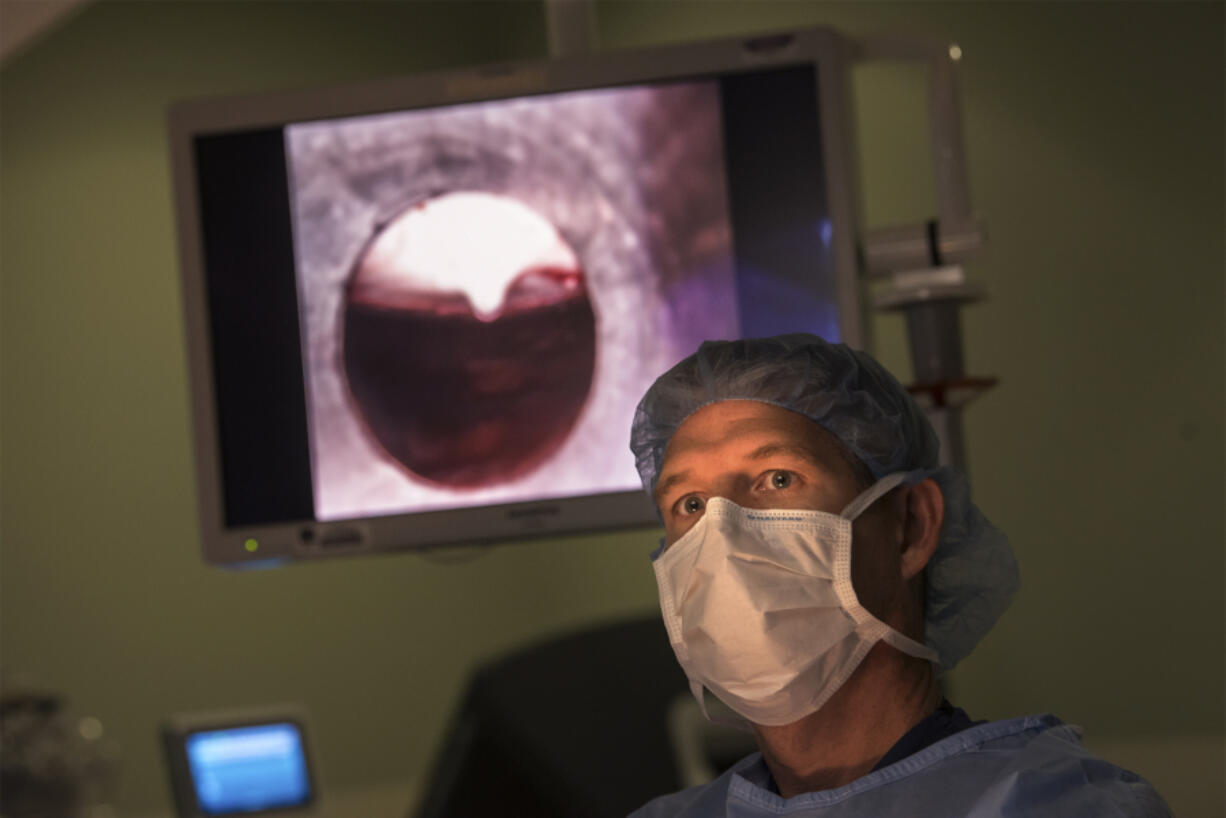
162 708 316 817
168 26 865 567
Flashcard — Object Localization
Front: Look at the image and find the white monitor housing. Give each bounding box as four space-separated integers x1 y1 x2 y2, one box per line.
168 26 866 567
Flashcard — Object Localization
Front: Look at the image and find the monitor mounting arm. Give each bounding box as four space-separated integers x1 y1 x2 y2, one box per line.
854 36 996 474
545 0 598 58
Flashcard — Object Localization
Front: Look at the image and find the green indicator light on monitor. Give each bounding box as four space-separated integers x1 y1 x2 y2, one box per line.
244 538 259 553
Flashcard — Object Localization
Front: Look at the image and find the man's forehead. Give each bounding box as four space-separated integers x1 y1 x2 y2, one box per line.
658 401 852 477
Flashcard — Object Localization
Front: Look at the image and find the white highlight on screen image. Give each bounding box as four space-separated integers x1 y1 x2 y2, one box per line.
355 192 579 321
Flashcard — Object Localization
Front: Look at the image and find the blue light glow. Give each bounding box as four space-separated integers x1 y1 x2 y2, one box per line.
818 218 834 248
185 723 310 815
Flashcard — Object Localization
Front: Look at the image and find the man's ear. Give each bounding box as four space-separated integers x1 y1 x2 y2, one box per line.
900 478 944 581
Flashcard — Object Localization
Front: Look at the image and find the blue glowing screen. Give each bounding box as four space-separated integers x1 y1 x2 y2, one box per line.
185 723 311 814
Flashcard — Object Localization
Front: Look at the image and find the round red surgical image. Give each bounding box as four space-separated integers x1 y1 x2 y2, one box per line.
341 191 598 489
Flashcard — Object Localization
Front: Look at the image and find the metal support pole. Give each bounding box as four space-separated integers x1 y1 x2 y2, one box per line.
854 38 994 475
928 407 968 474
905 299 966 384
544 0 597 58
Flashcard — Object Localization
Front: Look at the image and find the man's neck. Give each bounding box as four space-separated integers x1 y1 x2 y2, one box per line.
752 643 942 798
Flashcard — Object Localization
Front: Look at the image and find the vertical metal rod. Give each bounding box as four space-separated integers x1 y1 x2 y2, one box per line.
545 0 597 58
928 407 968 476
928 46 973 232
904 300 966 384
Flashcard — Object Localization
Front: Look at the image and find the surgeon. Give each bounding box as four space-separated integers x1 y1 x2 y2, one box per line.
627 334 1169 817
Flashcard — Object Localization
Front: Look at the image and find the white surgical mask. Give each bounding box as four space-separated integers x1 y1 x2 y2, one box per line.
653 471 939 727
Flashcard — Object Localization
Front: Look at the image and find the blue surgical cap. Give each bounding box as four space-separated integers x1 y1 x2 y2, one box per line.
629 333 1019 671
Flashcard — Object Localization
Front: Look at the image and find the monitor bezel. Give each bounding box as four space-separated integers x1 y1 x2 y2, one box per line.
168 26 865 567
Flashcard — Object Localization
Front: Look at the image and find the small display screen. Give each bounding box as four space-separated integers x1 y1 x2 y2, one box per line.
185 723 312 814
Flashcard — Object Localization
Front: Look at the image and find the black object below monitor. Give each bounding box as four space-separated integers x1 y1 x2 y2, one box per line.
412 616 695 818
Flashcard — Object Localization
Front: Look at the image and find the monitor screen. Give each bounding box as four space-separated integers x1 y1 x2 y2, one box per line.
183 723 312 815
170 27 863 565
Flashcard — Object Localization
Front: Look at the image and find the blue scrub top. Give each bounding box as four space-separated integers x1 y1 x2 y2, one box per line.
629 715 1171 817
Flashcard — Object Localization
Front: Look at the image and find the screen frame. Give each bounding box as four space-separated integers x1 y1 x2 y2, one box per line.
162 706 318 818
168 26 865 567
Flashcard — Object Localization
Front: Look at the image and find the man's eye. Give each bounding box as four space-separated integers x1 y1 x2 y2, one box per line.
677 495 705 516
766 470 795 490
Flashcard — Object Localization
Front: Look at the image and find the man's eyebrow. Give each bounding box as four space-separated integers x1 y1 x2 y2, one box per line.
654 470 690 505
748 442 833 472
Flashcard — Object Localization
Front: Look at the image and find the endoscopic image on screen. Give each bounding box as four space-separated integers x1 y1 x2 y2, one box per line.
285 82 739 521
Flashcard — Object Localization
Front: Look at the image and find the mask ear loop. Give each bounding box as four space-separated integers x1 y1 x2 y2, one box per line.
691 679 711 720
840 469 942 666
839 471 912 520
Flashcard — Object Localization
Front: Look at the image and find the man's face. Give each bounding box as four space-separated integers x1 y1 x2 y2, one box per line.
654 400 905 623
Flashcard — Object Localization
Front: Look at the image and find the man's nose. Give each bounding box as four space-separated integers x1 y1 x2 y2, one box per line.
710 475 767 510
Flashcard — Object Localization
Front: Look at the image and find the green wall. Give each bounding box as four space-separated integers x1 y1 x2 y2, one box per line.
2 1 1222 815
